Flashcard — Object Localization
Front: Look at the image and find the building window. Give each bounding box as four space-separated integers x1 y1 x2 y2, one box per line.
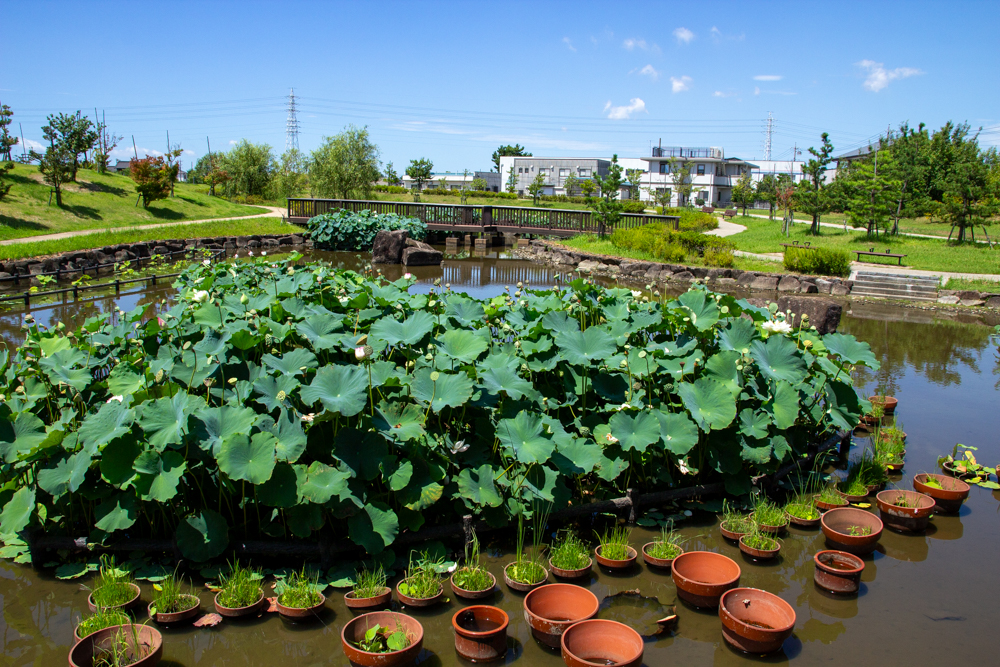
697 164 706 176
716 165 725 176
658 162 669 174
559 168 569 177
539 168 549 176
518 168 523 174
578 168 591 177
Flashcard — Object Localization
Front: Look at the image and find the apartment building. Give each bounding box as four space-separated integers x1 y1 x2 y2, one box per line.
499 157 611 197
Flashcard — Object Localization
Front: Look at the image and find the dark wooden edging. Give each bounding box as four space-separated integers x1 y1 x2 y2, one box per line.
26 430 848 564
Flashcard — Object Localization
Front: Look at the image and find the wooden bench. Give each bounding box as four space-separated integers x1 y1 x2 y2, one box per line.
853 247 907 265
780 242 818 251
701 206 715 213
722 209 737 220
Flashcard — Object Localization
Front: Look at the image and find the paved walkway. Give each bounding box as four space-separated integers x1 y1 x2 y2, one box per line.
0 206 285 247
705 219 747 238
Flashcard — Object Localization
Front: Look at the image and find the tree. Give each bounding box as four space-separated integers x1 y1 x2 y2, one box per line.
129 155 173 208
668 158 693 206
491 144 531 172
884 122 931 234
731 170 756 216
271 148 308 201
470 176 488 191
92 113 122 174
164 144 183 196
459 169 472 204
928 124 998 243
29 137 72 206
219 140 276 198
527 171 546 205
756 174 778 219
625 168 645 201
406 158 433 191
308 126 380 200
837 149 902 237
644 186 672 213
505 166 519 194
205 168 230 197
563 173 579 197
41 111 97 181
580 178 596 200
383 161 401 186
0 103 18 161
795 132 835 234
776 181 796 237
590 154 625 232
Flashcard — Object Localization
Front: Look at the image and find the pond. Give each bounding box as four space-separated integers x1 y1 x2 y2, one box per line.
1 249 998 666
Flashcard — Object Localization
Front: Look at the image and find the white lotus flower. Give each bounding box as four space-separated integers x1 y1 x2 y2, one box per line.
261 251 267 256
355 346 368 360
248 250 254 257
762 320 793 335
202 259 211 267
107 395 124 403
192 290 209 303
604 433 619 444
403 273 413 280
339 296 349 305
300 413 315 423
631 290 642 298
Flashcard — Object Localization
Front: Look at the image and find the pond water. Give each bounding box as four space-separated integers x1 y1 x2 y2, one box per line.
1 250 998 666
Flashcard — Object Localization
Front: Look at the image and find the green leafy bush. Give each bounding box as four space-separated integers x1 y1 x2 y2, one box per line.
373 185 409 194
611 223 735 263
622 201 648 213
704 247 735 268
416 188 517 200
659 207 719 232
307 209 426 250
783 246 851 277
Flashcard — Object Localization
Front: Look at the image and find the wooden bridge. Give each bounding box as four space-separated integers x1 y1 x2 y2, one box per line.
287 198 679 237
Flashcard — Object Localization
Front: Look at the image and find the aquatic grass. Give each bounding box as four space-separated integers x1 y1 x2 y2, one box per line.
890 493 915 508
646 523 684 560
354 621 411 653
90 556 136 609
92 623 153 667
596 525 633 561
784 502 820 521
352 565 388 599
452 532 493 592
847 525 873 537
549 531 591 570
742 524 780 551
508 505 550 585
77 608 130 638
720 499 753 533
277 567 322 609
751 494 788 528
150 568 197 615
217 560 262 609
922 476 944 489
817 486 848 505
398 552 443 599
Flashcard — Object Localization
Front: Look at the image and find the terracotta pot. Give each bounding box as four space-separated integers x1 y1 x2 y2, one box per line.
341 611 423 667
560 619 643 667
813 550 865 594
87 583 142 613
913 473 970 513
453 605 508 662
450 571 497 599
719 588 796 654
503 562 548 593
214 589 265 618
396 580 443 608
813 494 849 512
820 507 883 555
885 459 905 473
875 490 935 532
867 482 886 494
523 583 599 649
869 395 897 414
547 558 592 580
739 535 780 560
719 521 748 542
345 587 393 611
641 542 683 569
785 508 821 528
671 551 741 608
749 512 787 534
940 460 976 481
147 594 200 624
69 624 163 667
837 489 868 504
594 545 637 570
276 592 326 620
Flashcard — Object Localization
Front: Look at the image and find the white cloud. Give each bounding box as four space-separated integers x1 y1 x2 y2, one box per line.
183 149 196 156
753 75 782 81
20 138 44 152
563 37 576 52
712 91 737 98
229 140 238 145
857 60 923 92
710 26 744 43
754 87 761 96
670 76 692 93
673 27 694 44
604 98 647 120
623 37 647 51
639 64 660 81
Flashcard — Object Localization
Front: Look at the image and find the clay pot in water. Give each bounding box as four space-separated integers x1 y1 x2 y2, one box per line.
813 550 865 594
813 494 849 513
867 482 886 494
147 594 201 624
820 507 884 556
594 545 637 570
837 489 868 504
341 611 424 667
671 551 741 608
276 592 326 620
560 619 643 667
719 521 749 542
523 583 599 649
869 395 897 414
69 624 163 667
875 490 935 532
641 542 683 569
396 580 443 608
345 587 393 611
940 460 976 480
739 535 780 561
503 562 548 593
214 589 265 618
452 605 508 662
784 505 821 528
749 512 787 534
87 583 142 613
913 473 970 514
719 587 796 655
450 571 497 600
547 557 592 580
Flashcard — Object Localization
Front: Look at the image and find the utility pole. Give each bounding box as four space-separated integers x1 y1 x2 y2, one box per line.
286 88 300 153
132 135 138 159
763 112 773 161
19 123 26 160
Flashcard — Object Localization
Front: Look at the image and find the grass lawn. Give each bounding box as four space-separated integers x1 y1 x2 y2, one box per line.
557 235 779 274
730 216 1000 275
943 277 1000 292
0 217 296 262
743 208 990 239
0 164 266 241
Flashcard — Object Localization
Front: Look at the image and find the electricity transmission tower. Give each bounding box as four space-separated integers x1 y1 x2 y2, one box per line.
763 112 773 161
285 88 300 152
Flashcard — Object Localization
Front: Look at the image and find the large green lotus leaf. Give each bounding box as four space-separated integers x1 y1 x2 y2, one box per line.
607 411 660 452
678 377 737 431
368 361 403 388
403 481 444 511
217 432 276 485
718 317 757 353
388 460 413 492
825 380 866 431
592 373 628 403
296 313 344 351
285 504 325 538
374 401 426 443
0 487 34 535
348 502 399 554
542 310 578 334
740 437 773 465
169 351 218 389
334 429 388 481
227 321 263 350
772 434 791 462
137 391 202 452
261 348 318 377
823 333 880 370
766 380 800 429
369 311 435 347
299 461 351 504
38 335 71 357
678 290 720 331
410 369 473 412
37 451 91 499
738 408 771 440
436 329 488 364
255 462 298 507
192 303 223 328
551 438 603 475
194 405 259 455
175 510 229 562
556 327 616 366
107 364 144 396
653 411 700 456
457 464 503 507
134 450 187 502
704 350 742 398
520 465 559 503
445 298 486 327
252 375 301 412
38 349 91 391
497 411 554 464
750 336 808 385
259 408 307 462
78 400 135 453
479 366 537 401
194 330 231 358
0 412 48 464
300 365 368 417
94 492 138 533
100 436 141 487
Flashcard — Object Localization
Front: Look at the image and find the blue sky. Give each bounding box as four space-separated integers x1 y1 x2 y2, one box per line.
4 0 999 172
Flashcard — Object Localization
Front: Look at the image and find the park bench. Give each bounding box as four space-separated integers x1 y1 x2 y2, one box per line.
701 206 715 213
780 242 818 251
853 247 907 265
722 209 737 220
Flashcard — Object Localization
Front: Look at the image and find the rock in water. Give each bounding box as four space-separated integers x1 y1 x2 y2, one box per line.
402 246 443 266
372 230 409 264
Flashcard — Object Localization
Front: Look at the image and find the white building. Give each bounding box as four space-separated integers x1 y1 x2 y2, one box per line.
401 171 475 190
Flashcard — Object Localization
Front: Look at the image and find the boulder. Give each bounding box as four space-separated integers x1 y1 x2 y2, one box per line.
750 275 780 291
372 230 410 264
715 277 737 288
956 290 981 301
777 276 800 292
814 278 833 294
799 281 819 294
774 296 843 334
959 299 984 307
401 246 443 266
831 284 850 296
937 295 960 304
576 260 601 273
672 270 695 281
736 272 757 288
985 296 1000 308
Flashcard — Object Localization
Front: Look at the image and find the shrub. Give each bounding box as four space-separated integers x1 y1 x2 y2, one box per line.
622 200 647 213
783 246 851 277
611 223 734 263
307 209 426 250
374 185 408 194
659 207 719 232
704 246 735 268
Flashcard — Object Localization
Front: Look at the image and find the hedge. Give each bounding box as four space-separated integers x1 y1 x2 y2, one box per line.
783 247 852 277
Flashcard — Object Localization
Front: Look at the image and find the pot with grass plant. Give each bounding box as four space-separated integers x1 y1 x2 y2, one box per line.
912 473 971 513
642 523 685 568
451 532 497 599
820 507 883 555
739 526 781 561
341 611 423 667
69 623 163 667
346 565 393 611
74 609 131 645
523 583 599 649
749 495 788 534
560 619 644 667
784 501 821 528
214 560 265 618
671 551 741 608
452 605 508 662
504 512 549 592
875 490 935 532
594 526 637 570
814 487 849 513
813 550 865 594
397 553 444 608
719 500 752 541
147 568 200 625
719 588 796 654
547 531 592 580
87 555 142 613
869 394 897 415
275 567 326 620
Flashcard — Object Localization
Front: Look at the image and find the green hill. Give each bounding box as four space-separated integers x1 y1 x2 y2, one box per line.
0 164 266 241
